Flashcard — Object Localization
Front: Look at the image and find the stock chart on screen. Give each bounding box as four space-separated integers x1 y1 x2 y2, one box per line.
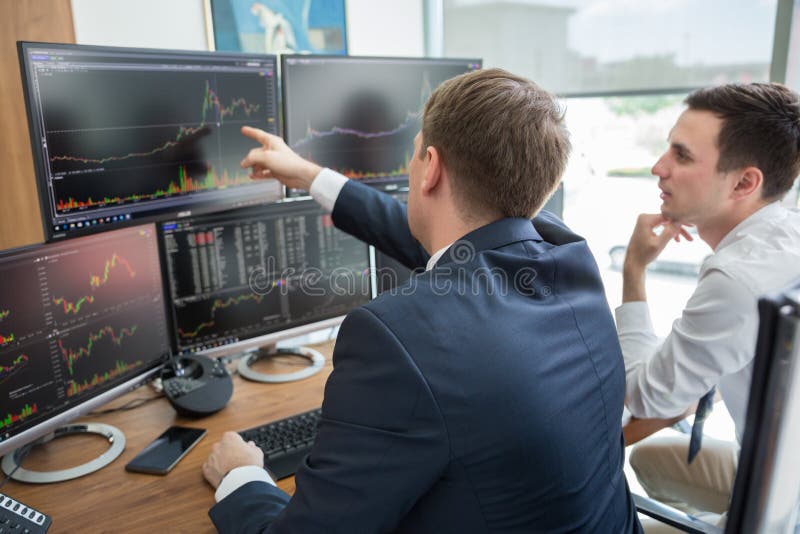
159 199 371 354
282 56 481 188
18 42 282 241
0 225 170 442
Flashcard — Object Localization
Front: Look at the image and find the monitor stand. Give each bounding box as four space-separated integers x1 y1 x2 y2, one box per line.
237 344 325 383
1 423 125 484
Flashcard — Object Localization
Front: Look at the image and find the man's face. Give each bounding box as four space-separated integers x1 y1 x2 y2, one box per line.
651 109 736 225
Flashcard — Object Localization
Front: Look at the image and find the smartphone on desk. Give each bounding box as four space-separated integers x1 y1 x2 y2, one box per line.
125 426 207 475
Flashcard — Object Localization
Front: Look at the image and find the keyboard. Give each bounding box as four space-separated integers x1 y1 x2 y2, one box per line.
239 408 321 480
0 492 51 533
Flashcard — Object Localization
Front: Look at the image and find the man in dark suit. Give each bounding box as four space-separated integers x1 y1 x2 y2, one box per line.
202 68 642 533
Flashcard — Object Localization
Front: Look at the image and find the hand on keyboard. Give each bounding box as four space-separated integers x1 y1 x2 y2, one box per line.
203 432 264 489
238 408 322 480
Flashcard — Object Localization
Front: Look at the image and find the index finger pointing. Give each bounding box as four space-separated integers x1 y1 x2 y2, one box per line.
241 125 274 146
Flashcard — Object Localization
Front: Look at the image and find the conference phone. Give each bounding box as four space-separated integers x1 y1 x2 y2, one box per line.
161 354 233 417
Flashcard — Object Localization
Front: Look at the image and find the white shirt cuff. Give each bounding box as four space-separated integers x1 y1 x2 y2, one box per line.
214 465 275 503
614 301 655 334
309 168 349 213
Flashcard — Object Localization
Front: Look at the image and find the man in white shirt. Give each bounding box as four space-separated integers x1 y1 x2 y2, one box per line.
618 82 800 518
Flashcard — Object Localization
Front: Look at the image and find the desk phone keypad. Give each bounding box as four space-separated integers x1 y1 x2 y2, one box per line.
163 377 205 398
0 493 51 533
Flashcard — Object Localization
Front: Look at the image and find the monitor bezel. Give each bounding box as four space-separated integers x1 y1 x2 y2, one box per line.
190 315 345 360
156 197 371 358
0 366 163 458
726 279 800 532
0 223 173 457
17 41 282 243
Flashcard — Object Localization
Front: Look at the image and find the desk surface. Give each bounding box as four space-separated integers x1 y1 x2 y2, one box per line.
3 340 335 533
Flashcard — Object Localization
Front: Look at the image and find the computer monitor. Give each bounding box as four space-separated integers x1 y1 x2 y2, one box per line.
17 42 282 242
281 55 481 189
726 279 800 533
158 199 371 361
0 224 171 481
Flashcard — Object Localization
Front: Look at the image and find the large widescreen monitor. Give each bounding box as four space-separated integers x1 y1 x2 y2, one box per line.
159 199 371 357
18 42 282 242
0 225 171 460
281 55 481 189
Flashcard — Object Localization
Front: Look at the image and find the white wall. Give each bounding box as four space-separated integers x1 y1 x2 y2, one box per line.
71 0 424 56
346 0 424 56
71 0 209 50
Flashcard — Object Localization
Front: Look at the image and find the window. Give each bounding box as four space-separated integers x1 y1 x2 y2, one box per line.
561 93 703 334
444 0 778 94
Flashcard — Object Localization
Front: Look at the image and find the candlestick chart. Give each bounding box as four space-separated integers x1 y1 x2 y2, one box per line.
175 290 283 344
51 253 135 315
66 359 144 398
0 354 29 385
0 403 37 431
46 228 159 325
0 306 10 348
0 210 170 442
59 324 138 375
0 262 48 347
54 303 161 398
38 67 278 216
0 309 11 348
0 336 69 437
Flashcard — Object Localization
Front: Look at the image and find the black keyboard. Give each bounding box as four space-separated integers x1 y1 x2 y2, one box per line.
239 408 321 480
0 492 51 533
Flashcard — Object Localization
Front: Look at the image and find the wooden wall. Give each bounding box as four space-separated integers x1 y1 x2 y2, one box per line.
0 0 75 249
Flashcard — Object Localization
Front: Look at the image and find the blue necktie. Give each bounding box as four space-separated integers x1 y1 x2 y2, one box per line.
688 387 716 464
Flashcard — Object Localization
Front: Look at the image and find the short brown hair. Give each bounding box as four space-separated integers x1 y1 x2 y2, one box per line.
421 68 570 219
685 83 800 200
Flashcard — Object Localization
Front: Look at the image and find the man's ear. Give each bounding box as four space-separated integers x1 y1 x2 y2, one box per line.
731 166 763 200
421 145 443 194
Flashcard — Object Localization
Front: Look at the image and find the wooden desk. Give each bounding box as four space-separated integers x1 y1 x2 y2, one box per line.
3 341 335 533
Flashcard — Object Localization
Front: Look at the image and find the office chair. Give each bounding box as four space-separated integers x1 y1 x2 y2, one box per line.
633 279 800 533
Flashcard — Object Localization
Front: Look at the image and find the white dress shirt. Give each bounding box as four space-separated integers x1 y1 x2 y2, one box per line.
216 168 449 502
617 202 800 442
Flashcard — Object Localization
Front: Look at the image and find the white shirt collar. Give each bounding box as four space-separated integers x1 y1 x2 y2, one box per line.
425 243 453 271
715 201 785 252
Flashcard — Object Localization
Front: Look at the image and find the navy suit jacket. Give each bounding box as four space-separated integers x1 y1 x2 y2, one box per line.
210 181 641 533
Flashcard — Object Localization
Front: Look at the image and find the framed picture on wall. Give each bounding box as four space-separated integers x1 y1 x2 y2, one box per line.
205 0 347 54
